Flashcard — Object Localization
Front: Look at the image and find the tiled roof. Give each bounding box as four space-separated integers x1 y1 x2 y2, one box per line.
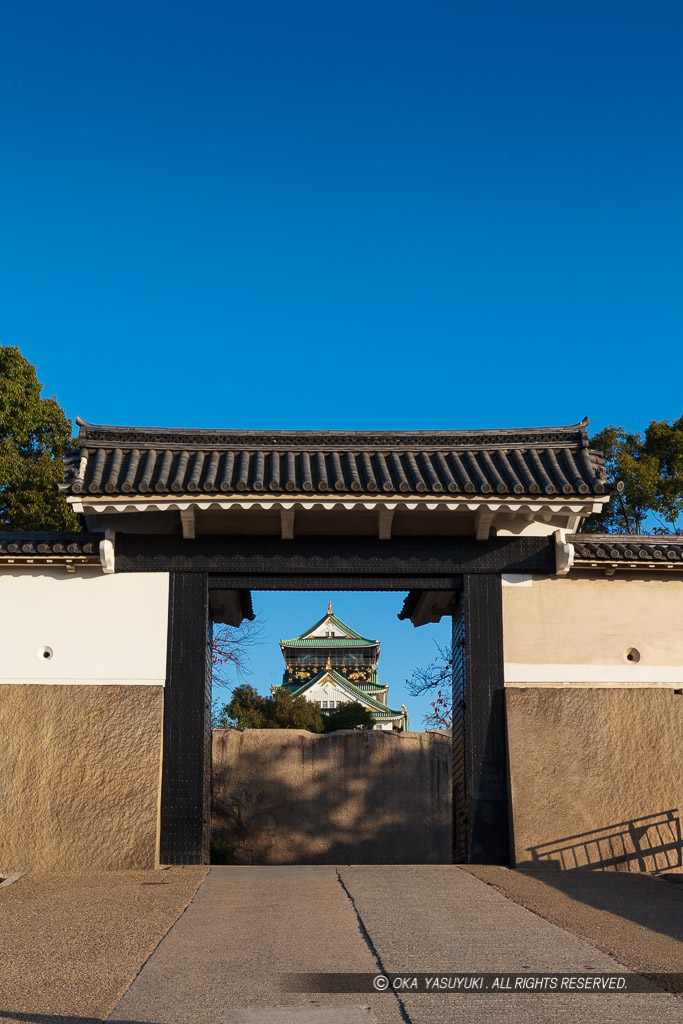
0 532 101 563
397 591 421 622
571 534 683 566
286 669 403 717
59 418 614 500
283 610 373 644
281 637 378 649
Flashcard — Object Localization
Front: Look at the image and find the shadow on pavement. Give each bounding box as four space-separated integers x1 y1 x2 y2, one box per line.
511 866 683 947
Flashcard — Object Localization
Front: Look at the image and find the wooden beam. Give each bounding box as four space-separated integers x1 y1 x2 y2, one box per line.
281 508 295 540
180 508 196 539
474 508 495 540
378 508 394 540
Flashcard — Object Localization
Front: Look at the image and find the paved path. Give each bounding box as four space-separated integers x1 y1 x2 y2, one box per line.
465 865 683 988
0 867 208 1023
109 866 683 1024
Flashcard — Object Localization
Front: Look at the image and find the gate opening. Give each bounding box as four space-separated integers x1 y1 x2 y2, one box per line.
210 590 452 867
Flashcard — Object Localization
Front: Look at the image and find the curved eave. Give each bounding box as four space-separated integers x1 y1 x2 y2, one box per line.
66 494 608 515
281 639 379 649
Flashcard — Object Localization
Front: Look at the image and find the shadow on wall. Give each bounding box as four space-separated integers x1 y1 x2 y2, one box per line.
466 687 509 865
518 810 682 874
211 728 452 865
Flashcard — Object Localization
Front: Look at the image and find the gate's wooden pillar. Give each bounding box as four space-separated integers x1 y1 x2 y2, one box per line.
159 572 211 865
462 573 510 864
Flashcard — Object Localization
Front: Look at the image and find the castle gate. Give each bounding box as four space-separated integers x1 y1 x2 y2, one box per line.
0 418 613 870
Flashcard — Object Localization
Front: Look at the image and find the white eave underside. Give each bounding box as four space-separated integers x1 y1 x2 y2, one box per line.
68 495 607 515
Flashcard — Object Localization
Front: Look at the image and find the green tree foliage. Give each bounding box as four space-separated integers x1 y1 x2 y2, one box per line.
213 685 377 732
322 701 375 732
582 419 683 534
214 684 324 732
0 346 79 531
644 417 683 531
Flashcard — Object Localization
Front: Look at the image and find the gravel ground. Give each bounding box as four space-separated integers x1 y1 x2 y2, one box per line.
0 866 207 1023
463 866 683 989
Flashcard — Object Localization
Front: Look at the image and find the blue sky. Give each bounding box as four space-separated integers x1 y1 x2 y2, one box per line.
213 592 448 731
2 2 682 723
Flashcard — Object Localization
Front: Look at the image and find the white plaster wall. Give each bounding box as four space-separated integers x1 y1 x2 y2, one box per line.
502 573 683 687
306 677 351 704
0 569 169 685
306 618 348 638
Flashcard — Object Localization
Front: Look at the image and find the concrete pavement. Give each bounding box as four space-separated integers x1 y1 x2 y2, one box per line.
109 866 394 1024
465 864 683 988
0 864 681 1024
109 866 683 1024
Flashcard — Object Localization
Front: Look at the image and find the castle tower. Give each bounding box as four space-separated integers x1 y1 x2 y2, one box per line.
276 603 408 730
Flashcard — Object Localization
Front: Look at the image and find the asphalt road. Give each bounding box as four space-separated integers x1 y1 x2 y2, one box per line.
107 865 683 1024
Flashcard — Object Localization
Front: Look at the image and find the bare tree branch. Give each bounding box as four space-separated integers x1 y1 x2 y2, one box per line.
212 617 269 693
406 641 452 729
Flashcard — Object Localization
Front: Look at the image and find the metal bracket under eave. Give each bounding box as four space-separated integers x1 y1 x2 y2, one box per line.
99 528 115 574
554 529 574 575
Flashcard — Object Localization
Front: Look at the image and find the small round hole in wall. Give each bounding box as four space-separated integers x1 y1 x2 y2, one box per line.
624 647 641 664
38 646 53 661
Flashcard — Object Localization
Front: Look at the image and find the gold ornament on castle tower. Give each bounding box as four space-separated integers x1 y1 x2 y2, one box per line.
279 603 407 732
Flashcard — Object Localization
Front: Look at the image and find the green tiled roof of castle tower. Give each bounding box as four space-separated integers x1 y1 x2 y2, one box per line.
281 612 377 647
278 604 407 730
282 669 403 717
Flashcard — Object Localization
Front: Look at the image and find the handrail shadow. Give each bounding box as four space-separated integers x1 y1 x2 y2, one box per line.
512 809 683 946
522 810 681 874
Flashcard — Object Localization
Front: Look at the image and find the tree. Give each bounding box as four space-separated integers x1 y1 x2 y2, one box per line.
644 417 683 532
214 683 324 732
0 346 80 531
406 642 452 730
582 420 683 535
322 701 375 732
212 618 269 688
213 686 379 733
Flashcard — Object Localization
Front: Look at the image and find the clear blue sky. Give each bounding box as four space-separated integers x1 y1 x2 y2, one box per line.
2 2 682 724
214 592 448 731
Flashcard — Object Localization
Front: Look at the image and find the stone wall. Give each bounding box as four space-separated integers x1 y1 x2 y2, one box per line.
0 684 164 873
506 687 683 873
212 729 452 864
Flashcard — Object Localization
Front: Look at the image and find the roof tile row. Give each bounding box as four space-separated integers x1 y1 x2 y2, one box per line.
0 532 100 557
62 442 609 499
571 535 683 563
